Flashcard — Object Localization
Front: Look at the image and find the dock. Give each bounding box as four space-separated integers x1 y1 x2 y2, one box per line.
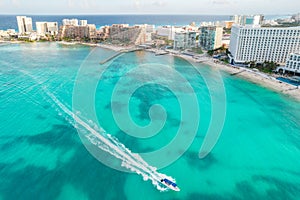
99 48 143 65
99 52 123 65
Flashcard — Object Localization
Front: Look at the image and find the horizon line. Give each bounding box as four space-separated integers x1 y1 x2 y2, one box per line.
0 13 294 16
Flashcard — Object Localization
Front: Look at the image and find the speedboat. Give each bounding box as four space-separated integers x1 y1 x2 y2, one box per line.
160 178 180 192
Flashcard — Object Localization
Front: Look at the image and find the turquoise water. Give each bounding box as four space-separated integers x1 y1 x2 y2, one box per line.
1 42 300 200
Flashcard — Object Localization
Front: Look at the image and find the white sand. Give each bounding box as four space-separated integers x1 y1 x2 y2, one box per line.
168 53 300 102
204 59 300 102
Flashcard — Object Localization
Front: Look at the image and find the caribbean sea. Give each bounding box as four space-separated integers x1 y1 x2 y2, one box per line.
0 42 300 200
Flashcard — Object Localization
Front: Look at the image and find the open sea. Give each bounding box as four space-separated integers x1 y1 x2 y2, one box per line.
1 42 300 200
0 14 289 30
0 15 232 30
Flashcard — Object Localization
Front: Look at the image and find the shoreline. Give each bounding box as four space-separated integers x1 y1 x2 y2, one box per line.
2 41 299 102
105 45 300 102
162 52 300 102
204 59 300 102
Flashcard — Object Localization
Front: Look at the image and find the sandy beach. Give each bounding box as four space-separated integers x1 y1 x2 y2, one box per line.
203 59 300 102
167 52 300 102
3 40 298 101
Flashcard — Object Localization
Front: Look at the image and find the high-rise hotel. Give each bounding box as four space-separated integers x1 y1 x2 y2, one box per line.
229 25 300 64
16 16 33 34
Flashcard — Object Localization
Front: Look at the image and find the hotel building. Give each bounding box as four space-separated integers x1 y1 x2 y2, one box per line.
36 22 58 35
156 26 183 40
16 16 33 34
284 52 300 73
62 19 79 26
173 31 197 50
229 25 300 64
79 20 88 26
199 26 223 50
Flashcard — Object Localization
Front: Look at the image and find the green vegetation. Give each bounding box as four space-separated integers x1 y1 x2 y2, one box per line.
191 47 203 54
223 28 231 34
207 45 227 56
249 61 279 73
17 38 34 42
62 37 73 42
39 38 49 42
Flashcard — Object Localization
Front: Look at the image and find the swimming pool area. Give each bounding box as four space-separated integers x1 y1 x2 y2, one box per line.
277 77 300 86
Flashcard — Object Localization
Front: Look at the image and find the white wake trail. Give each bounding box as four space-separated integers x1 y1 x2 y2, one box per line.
15 68 175 192
47 91 173 191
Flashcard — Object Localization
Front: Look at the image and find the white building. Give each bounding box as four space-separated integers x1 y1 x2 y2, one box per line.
79 20 88 26
278 52 300 73
229 25 300 64
135 24 155 33
16 16 33 34
36 22 47 35
134 24 155 43
36 22 58 35
62 19 79 26
156 26 183 40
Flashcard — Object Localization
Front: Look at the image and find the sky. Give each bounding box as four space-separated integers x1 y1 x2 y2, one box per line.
0 0 299 15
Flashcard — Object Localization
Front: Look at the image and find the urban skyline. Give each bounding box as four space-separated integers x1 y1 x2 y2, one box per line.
0 0 299 15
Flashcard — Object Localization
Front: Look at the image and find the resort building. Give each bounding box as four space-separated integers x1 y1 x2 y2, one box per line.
79 20 88 26
36 22 58 35
199 26 223 50
173 31 197 50
277 52 300 74
229 25 300 64
156 26 183 40
107 24 145 45
134 24 155 43
58 24 96 41
0 29 17 40
62 19 79 26
16 16 33 34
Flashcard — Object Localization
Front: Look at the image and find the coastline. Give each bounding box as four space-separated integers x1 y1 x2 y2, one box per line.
57 41 132 52
2 40 299 102
167 52 300 102
104 45 300 102
204 59 300 102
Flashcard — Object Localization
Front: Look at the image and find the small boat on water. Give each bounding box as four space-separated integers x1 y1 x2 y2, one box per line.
160 178 180 191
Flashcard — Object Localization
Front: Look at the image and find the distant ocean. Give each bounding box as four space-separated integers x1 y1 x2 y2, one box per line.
2 15 229 30
0 14 291 31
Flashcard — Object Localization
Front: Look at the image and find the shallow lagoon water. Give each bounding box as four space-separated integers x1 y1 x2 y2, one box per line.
0 43 300 200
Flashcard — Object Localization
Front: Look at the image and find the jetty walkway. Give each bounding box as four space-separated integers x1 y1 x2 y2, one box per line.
99 48 143 65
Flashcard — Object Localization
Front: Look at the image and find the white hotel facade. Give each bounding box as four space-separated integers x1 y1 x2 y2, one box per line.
229 25 300 65
16 16 33 34
277 52 300 73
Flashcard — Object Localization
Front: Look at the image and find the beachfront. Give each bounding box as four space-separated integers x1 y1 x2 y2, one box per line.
97 43 300 102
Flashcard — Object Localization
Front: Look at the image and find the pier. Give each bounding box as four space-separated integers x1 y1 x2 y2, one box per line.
99 48 143 65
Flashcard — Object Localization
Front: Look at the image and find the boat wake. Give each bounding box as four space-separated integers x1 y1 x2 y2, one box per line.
17 69 177 192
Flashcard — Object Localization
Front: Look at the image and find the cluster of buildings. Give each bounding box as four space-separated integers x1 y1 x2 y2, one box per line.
16 16 59 40
57 19 96 41
101 24 154 45
7 16 96 41
1 14 300 74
